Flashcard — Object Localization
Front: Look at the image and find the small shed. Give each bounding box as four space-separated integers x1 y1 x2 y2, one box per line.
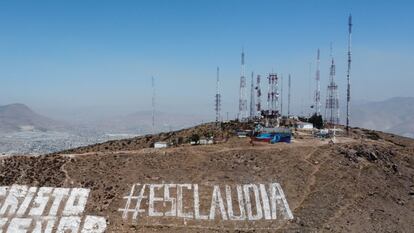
154 141 169 149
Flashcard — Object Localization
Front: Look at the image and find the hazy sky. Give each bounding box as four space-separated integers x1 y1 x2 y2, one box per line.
1 0 413 121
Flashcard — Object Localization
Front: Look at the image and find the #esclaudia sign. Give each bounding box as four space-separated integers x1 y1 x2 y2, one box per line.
118 182 293 222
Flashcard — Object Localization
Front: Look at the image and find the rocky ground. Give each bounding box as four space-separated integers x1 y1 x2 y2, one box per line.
0 123 413 232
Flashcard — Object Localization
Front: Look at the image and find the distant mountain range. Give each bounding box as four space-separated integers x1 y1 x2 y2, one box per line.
2 97 414 138
0 103 209 135
350 97 414 138
0 103 66 133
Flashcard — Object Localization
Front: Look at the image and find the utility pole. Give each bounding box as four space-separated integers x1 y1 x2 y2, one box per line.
346 14 352 132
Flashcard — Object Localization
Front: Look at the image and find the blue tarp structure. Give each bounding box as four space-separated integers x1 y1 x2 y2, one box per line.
255 132 291 143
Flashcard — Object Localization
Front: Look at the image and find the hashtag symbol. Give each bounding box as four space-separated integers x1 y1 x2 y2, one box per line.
118 184 147 221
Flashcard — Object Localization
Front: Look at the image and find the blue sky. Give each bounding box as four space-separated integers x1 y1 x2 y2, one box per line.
0 0 413 120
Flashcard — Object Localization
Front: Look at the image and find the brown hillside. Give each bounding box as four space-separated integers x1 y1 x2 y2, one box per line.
1 123 413 232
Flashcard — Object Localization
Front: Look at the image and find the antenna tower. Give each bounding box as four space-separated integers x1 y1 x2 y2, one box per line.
346 14 352 132
249 71 255 118
280 74 283 116
314 49 321 116
288 74 291 117
215 67 221 122
238 48 248 120
267 73 279 115
255 75 261 115
325 47 340 125
151 76 155 133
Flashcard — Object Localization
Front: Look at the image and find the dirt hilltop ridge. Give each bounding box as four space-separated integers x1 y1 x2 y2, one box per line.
1 122 413 232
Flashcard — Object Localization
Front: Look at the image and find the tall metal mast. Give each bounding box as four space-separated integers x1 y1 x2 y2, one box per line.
308 63 312 117
238 48 248 120
325 45 340 125
151 76 155 133
288 74 291 117
249 71 255 118
215 67 221 122
315 49 321 116
280 74 283 116
346 14 352 132
255 74 262 115
267 73 279 115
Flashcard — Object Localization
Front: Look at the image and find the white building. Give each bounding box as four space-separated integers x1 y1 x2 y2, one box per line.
199 138 214 145
154 141 169 149
297 122 313 130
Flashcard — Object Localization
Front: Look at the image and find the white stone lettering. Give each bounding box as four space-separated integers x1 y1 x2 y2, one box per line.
270 183 294 220
0 187 8 205
243 184 263 220
193 184 208 220
132 184 146 220
118 182 293 223
177 184 193 219
259 184 272 220
0 185 106 233
63 188 89 216
56 216 81 233
29 187 53 217
16 187 37 217
225 185 246 220
209 185 228 220
0 185 28 217
49 188 70 216
32 217 56 233
7 218 31 233
81 216 107 233
164 184 176 217
0 218 8 233
148 184 163 217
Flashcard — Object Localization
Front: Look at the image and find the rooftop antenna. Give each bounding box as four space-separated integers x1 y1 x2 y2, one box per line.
215 67 221 122
315 49 321 116
255 74 262 115
346 14 352 133
238 47 248 120
249 71 255 118
288 74 291 117
151 76 155 133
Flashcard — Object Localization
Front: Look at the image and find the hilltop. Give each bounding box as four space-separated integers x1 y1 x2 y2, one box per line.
0 122 413 232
